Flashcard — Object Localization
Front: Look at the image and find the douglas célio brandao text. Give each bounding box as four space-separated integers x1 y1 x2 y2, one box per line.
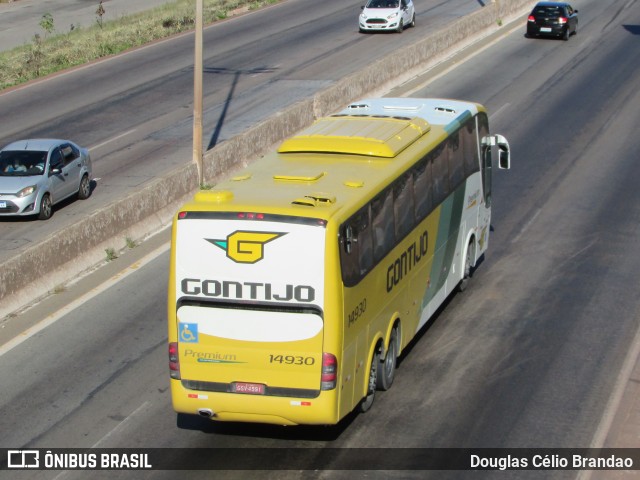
470 453 634 470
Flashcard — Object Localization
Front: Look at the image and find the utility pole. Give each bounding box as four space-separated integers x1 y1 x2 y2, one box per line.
193 0 204 186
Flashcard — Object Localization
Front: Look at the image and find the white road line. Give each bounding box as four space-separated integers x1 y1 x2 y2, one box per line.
92 401 152 448
90 128 138 151
577 320 640 480
489 102 510 121
49 401 153 480
402 20 526 97
511 208 542 244
0 242 170 358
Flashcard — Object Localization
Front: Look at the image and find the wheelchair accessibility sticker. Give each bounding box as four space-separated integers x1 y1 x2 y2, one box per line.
179 323 199 343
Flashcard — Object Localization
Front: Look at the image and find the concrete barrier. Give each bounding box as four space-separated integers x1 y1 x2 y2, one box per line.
0 0 533 319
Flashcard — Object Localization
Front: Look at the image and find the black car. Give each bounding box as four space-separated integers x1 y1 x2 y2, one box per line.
527 1 578 41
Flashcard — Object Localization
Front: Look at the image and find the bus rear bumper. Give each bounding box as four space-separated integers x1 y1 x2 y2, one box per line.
171 380 339 426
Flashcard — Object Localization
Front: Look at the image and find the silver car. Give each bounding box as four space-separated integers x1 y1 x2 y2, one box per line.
0 139 92 220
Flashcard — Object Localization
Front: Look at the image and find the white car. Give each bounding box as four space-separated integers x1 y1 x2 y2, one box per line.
359 0 415 33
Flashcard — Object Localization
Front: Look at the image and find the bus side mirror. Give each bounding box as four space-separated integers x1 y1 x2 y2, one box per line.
494 134 511 170
344 225 357 254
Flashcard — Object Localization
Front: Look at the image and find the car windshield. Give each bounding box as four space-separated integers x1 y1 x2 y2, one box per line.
366 0 399 8
533 6 563 17
0 150 47 177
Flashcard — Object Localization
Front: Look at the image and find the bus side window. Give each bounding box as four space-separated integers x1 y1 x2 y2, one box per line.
393 172 415 240
447 131 465 190
356 207 373 275
462 119 479 177
413 156 433 220
432 142 449 205
340 206 373 286
371 188 395 263
477 113 492 206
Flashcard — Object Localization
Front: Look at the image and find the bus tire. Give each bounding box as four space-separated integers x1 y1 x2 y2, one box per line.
358 349 380 413
457 239 474 292
377 327 398 391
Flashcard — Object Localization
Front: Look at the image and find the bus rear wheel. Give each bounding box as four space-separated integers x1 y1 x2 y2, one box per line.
377 327 398 391
358 350 379 413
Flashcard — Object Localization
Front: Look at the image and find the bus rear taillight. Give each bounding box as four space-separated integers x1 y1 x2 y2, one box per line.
321 353 337 390
169 342 181 380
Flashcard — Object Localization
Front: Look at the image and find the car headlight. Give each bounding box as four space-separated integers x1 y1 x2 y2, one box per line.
388 12 398 19
16 185 37 198
360 13 367 19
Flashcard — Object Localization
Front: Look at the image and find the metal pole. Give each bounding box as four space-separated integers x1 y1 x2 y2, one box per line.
193 0 204 186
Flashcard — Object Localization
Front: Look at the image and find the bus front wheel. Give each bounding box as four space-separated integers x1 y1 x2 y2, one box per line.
358 350 380 413
457 239 474 292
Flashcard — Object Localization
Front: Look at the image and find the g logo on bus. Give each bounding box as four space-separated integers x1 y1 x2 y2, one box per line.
206 231 286 264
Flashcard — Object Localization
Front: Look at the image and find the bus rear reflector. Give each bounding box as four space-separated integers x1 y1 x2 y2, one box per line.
238 212 265 219
321 353 337 390
169 342 181 380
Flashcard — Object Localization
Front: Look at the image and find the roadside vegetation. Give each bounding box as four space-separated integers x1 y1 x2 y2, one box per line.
0 0 278 90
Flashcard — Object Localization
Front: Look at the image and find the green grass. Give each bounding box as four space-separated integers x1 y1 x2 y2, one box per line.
0 0 278 90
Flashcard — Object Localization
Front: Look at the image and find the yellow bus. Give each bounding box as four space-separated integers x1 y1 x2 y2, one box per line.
168 97 510 426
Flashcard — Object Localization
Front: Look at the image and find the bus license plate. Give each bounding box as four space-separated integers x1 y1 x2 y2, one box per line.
234 382 265 395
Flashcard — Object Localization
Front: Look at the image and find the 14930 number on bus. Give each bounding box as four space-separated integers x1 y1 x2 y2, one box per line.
269 355 315 365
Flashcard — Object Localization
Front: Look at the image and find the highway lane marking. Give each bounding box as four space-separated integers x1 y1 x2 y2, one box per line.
49 401 153 480
90 128 138 151
0 241 170 358
489 102 510 121
400 19 527 98
91 401 153 448
577 318 640 480
511 208 542 244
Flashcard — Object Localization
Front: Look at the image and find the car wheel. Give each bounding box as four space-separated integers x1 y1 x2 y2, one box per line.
410 13 415 28
357 348 379 413
563 28 570 41
396 19 404 33
77 174 91 200
38 194 52 220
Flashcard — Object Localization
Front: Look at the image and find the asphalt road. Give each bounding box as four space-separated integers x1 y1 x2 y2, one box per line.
1 0 640 478
0 0 177 52
0 0 480 265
